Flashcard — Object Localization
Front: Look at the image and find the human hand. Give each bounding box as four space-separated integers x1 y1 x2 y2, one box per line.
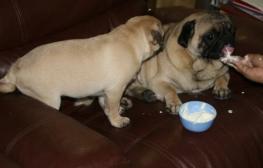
233 54 263 83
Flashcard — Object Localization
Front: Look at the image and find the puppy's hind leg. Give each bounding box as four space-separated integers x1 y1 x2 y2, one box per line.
32 93 61 110
40 95 61 110
19 87 61 110
104 87 130 128
74 97 95 106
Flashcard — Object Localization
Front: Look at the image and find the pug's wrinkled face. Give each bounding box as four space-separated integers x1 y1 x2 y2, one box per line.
178 11 235 59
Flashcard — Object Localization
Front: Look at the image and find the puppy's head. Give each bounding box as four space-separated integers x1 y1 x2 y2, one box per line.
178 11 235 59
128 16 164 58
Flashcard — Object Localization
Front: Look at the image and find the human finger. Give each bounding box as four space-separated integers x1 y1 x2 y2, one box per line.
246 54 263 67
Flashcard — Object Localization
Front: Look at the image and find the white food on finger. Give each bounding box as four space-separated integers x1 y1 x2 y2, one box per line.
220 50 241 64
220 46 242 67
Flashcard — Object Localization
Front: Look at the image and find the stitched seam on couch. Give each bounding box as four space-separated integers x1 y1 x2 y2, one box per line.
5 118 51 155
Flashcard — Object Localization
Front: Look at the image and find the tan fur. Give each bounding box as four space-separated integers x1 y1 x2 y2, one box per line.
0 16 163 128
126 12 231 114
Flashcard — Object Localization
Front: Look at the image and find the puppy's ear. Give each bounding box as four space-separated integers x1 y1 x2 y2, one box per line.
178 20 196 48
151 30 163 46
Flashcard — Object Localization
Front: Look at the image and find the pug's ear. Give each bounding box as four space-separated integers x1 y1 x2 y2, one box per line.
178 20 196 48
151 30 163 46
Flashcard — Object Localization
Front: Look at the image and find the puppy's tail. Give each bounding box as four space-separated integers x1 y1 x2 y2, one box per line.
0 68 16 93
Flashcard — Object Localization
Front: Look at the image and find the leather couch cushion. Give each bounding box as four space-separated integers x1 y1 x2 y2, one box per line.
0 153 20 168
0 94 127 168
0 0 138 50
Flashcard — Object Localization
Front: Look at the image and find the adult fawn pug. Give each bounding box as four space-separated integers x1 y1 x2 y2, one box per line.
126 11 236 114
0 16 164 128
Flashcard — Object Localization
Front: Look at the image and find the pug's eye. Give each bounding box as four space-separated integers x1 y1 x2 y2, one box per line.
206 32 215 41
229 26 235 34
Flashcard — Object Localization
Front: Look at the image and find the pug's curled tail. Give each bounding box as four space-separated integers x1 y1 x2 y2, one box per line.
0 67 16 93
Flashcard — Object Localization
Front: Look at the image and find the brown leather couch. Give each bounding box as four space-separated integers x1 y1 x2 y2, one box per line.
0 0 262 168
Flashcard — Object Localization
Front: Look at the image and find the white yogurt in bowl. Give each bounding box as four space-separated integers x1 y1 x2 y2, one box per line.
179 101 217 132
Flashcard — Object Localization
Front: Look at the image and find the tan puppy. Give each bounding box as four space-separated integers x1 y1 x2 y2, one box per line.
126 11 236 114
0 16 164 128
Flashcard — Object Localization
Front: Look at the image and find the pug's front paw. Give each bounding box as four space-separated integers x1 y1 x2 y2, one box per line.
165 101 182 115
213 87 231 100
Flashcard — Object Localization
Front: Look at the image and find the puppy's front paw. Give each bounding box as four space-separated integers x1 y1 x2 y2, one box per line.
165 101 182 115
213 87 231 100
110 116 130 128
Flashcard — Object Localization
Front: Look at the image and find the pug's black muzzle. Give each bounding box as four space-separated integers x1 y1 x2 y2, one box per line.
202 27 235 59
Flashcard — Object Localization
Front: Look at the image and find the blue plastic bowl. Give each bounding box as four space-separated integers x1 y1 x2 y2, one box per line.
179 101 217 133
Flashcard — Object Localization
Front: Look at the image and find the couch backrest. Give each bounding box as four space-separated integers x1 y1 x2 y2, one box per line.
0 0 129 50
0 0 147 77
